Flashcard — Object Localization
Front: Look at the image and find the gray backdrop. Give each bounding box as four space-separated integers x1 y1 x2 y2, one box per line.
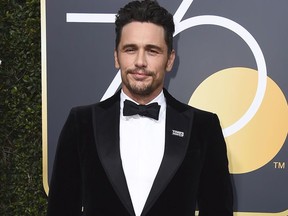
43 0 288 214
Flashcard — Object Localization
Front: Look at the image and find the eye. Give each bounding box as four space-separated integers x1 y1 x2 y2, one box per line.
124 47 136 54
148 49 159 55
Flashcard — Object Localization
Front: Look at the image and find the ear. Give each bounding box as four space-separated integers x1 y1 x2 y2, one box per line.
114 49 120 69
165 49 175 72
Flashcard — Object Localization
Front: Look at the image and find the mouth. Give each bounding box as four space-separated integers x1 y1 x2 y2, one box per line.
128 69 152 80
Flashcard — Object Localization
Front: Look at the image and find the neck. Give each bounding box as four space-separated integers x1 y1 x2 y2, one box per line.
122 88 163 105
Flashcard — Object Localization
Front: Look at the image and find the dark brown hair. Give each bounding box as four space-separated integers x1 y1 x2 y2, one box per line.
115 0 175 53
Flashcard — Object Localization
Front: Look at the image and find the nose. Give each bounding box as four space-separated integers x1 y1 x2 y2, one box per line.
135 50 147 68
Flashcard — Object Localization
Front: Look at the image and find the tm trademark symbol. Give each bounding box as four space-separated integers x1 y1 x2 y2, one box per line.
273 162 286 169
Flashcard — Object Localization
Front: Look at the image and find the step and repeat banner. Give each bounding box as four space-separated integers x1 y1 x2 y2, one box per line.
42 0 288 215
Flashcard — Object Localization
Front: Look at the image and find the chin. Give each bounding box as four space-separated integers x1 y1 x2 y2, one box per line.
129 85 153 96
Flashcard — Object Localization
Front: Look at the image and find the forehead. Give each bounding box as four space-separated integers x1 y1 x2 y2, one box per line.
119 21 166 47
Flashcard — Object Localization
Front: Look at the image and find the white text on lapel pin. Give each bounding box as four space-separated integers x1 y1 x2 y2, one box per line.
172 130 184 137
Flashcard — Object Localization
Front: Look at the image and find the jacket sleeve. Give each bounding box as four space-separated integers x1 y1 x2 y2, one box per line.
47 109 82 216
197 114 233 216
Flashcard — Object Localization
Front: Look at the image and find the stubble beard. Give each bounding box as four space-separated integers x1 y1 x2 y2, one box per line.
124 68 156 97
126 81 153 96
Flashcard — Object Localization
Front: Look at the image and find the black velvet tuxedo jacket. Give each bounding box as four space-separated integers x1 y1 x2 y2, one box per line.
47 89 233 216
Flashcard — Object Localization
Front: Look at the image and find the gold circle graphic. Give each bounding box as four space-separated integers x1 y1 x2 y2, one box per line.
189 67 288 174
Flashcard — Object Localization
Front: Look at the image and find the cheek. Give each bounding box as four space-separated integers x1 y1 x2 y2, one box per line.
119 57 135 70
154 62 169 76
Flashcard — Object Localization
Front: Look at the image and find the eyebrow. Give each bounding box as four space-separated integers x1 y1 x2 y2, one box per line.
121 44 137 50
121 43 164 52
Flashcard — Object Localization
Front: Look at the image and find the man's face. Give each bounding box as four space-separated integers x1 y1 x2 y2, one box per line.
114 21 175 103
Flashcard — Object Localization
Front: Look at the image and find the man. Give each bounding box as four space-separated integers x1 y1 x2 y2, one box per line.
47 0 233 215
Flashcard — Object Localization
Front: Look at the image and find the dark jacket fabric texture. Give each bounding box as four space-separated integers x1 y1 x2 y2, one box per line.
47 89 233 216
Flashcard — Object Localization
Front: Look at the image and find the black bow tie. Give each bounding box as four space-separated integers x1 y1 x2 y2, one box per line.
123 100 161 120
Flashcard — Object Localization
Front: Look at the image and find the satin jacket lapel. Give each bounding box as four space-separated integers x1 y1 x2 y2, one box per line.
142 91 194 215
92 93 135 216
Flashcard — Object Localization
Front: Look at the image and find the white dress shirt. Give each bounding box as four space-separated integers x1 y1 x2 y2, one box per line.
120 90 166 216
